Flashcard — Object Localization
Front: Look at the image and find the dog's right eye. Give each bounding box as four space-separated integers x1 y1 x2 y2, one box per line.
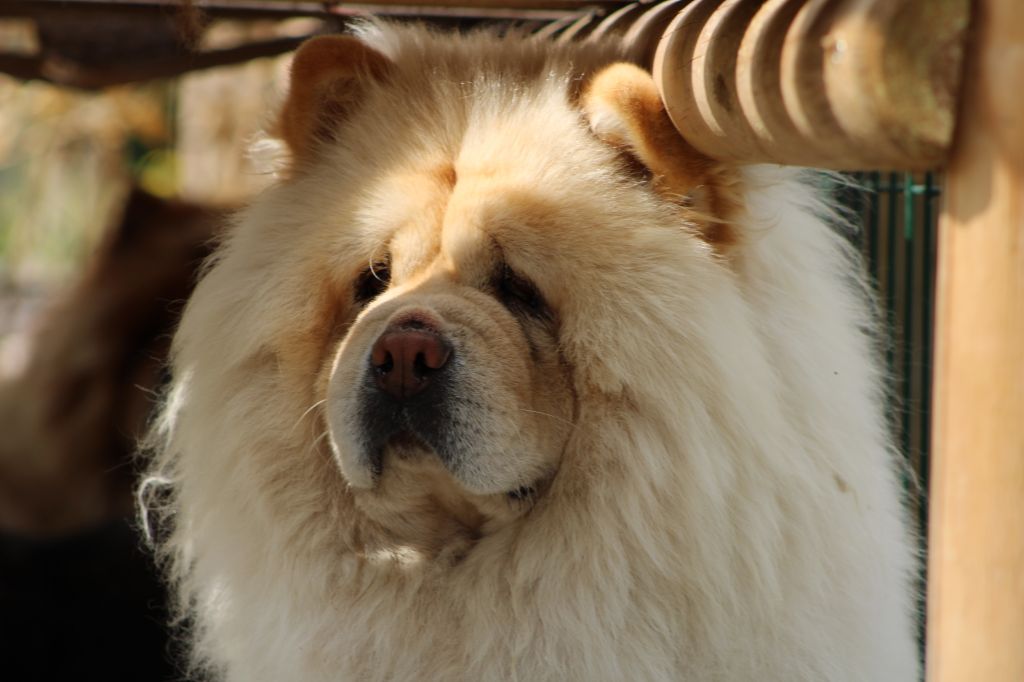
494 264 551 322
354 262 391 304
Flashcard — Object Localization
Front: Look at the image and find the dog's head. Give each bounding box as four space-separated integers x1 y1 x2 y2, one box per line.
168 28 738 558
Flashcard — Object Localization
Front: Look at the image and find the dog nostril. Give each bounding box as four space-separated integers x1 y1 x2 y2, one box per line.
371 346 394 373
413 353 427 378
419 343 449 371
369 327 452 400
376 353 394 375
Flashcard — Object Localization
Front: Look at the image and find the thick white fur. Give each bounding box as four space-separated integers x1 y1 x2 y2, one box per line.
144 22 919 681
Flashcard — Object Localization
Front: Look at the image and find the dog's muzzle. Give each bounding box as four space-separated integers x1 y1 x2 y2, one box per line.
356 313 461 478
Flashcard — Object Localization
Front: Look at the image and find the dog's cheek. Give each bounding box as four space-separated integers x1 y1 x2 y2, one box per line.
435 316 549 493
323 315 390 488
479 335 573 487
270 271 355 393
558 321 626 398
530 341 577 460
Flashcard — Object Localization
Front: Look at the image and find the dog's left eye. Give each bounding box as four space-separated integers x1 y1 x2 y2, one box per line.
354 262 391 304
495 265 550 321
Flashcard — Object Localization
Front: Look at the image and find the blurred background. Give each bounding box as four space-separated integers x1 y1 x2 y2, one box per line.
0 9 303 680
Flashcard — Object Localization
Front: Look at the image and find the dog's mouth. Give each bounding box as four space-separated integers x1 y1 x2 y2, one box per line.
377 430 542 503
506 484 537 502
383 429 430 457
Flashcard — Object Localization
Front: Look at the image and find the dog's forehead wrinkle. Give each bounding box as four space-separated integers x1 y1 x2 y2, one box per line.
428 213 496 284
348 122 616 287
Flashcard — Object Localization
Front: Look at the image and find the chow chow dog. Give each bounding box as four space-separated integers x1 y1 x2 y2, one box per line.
144 21 919 681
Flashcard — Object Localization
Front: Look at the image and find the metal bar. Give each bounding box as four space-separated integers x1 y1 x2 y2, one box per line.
921 171 935 520
902 172 914 468
867 171 880 286
919 171 936 664
886 172 898 383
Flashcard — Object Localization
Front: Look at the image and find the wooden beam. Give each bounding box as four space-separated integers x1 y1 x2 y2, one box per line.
0 1 600 87
652 0 970 170
0 0 609 20
928 0 1024 680
0 37 309 89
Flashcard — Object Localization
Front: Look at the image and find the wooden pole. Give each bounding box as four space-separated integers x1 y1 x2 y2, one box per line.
928 0 1024 679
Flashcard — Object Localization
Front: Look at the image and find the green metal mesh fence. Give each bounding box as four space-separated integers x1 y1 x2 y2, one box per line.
851 173 939 525
846 172 941 659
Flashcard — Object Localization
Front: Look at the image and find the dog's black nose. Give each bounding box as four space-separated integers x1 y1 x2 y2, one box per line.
369 326 452 400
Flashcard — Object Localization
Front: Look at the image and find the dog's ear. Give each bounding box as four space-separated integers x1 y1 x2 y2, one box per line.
279 35 393 166
582 63 738 248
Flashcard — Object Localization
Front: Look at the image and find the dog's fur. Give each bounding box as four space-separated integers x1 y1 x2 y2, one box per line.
144 22 919 681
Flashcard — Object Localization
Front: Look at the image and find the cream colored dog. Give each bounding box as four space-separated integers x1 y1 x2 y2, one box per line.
144 21 919 681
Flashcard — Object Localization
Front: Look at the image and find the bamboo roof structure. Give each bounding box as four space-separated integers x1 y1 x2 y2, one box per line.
0 1 622 88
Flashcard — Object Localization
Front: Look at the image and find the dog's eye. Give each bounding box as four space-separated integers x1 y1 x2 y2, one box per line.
495 265 549 320
354 261 391 304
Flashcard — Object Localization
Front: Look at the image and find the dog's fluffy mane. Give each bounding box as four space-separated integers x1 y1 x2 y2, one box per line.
142 21 918 681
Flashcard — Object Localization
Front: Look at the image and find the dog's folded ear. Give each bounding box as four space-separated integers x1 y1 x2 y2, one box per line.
279 35 393 166
582 63 738 248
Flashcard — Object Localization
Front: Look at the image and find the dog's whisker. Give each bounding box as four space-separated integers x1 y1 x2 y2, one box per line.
517 408 576 429
309 429 333 454
291 398 327 434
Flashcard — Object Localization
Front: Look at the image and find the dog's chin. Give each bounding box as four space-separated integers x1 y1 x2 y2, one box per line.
340 434 546 560
344 429 545 502
382 429 433 462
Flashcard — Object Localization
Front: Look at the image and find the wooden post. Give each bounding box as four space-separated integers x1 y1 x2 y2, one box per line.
928 0 1024 680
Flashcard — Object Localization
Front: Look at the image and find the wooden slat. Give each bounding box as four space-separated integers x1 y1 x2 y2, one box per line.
619 0 686 68
734 0 810 161
585 1 645 41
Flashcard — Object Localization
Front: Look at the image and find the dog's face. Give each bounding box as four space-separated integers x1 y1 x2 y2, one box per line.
147 31 919 680
228 35 734 552
325 181 575 507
